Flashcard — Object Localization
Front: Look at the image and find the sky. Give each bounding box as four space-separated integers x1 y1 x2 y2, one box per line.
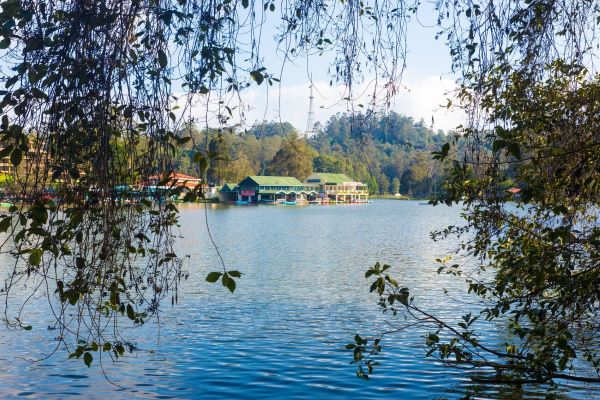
179 3 463 133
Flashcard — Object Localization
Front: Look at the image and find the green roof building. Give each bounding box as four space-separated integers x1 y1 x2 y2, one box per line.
235 176 318 204
218 182 238 202
305 172 369 203
305 173 353 185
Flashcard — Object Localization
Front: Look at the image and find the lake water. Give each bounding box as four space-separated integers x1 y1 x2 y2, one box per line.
0 200 598 399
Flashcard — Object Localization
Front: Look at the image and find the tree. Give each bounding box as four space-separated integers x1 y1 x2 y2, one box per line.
376 173 389 195
350 0 600 387
366 175 379 195
0 0 412 368
266 134 315 180
4 0 598 389
390 177 400 195
313 154 344 173
253 136 283 176
400 169 413 196
221 155 255 183
248 121 296 139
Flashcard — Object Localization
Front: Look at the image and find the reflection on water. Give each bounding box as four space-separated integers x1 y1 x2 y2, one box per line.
0 201 598 399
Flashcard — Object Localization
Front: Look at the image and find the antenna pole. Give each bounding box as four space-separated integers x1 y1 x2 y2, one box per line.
305 83 315 136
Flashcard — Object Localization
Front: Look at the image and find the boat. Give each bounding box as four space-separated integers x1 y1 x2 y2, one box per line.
281 201 296 205
235 200 250 205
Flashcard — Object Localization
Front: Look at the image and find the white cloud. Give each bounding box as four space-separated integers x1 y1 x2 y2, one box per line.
389 76 464 131
174 75 464 133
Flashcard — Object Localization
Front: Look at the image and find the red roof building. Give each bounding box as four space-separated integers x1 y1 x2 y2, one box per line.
147 173 202 189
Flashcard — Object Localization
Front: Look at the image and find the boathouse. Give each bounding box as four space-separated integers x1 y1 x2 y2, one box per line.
219 183 238 202
236 176 317 204
304 172 369 203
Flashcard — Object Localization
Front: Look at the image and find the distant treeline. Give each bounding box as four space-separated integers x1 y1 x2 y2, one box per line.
173 112 462 197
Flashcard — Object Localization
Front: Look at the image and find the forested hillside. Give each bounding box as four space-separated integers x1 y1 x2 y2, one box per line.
174 112 454 197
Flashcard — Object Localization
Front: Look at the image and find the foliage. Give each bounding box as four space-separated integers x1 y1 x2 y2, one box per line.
4 0 596 390
390 177 400 195
310 112 449 197
0 0 414 369
171 114 451 197
247 121 296 140
266 133 315 180
350 0 600 387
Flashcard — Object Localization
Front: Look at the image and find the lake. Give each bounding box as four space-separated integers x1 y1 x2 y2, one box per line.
0 200 598 399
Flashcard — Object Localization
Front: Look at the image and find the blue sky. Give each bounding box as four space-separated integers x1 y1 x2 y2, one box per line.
180 3 463 133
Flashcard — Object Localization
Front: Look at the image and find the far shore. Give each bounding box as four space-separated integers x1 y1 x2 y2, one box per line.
370 194 430 201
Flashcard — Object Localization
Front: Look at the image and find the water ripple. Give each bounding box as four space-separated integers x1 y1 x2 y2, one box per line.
0 201 597 399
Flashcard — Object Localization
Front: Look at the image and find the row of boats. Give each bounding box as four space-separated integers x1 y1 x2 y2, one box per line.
235 198 371 206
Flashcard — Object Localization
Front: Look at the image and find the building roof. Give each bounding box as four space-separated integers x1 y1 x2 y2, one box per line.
171 173 202 181
146 172 202 189
240 175 304 186
308 172 353 184
148 172 202 181
220 183 237 191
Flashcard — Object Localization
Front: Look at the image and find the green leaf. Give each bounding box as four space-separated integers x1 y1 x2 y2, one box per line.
507 142 521 160
206 271 222 282
241 0 249 8
226 276 236 293
23 325 32 331
228 270 242 278
0 217 11 233
250 70 264 85
441 142 450 158
83 352 93 367
158 49 168 68
5 75 18 88
492 140 506 153
221 273 236 293
10 148 22 166
24 35 43 51
0 145 13 159
221 272 229 287
115 344 125 357
126 304 135 320
28 248 42 266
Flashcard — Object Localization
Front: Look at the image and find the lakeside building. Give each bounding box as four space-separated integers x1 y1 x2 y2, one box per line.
0 137 48 177
218 173 369 205
0 156 12 175
144 172 207 200
218 183 238 202
147 172 202 190
305 172 369 203
236 176 318 204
